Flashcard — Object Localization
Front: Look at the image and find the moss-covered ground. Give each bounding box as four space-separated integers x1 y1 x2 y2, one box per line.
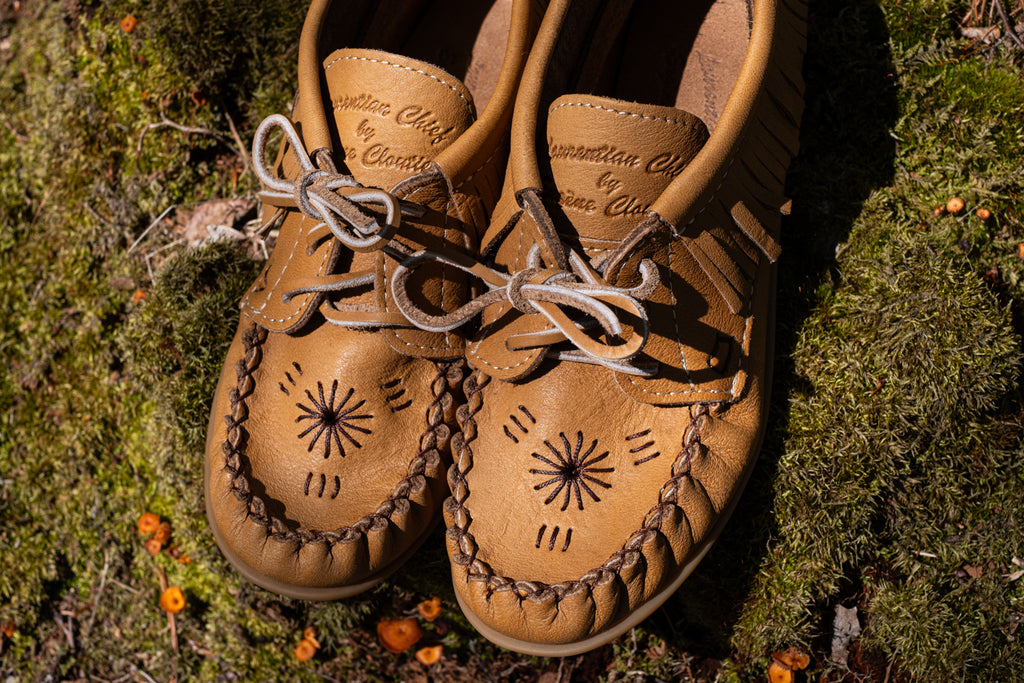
2 0 1023 680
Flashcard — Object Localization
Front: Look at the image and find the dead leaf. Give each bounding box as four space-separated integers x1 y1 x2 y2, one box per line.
831 605 862 666
961 25 1002 42
176 198 256 247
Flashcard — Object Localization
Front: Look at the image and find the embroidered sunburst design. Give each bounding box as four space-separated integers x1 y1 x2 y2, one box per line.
530 431 614 511
295 380 372 458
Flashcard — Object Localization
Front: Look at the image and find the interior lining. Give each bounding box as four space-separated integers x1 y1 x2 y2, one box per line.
546 0 752 132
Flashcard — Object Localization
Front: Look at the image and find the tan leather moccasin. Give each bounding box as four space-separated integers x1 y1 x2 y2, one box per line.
394 0 807 654
204 0 545 600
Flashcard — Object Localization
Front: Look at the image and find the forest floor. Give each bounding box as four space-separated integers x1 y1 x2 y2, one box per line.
2 0 1023 680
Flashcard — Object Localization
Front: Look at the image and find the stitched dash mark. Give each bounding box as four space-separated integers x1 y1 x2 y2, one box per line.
537 525 573 551
504 408 533 444
292 362 303 375
331 476 340 499
304 472 312 496
278 382 290 395
382 379 412 412
634 451 662 465
317 473 326 497
627 429 661 465
285 371 297 386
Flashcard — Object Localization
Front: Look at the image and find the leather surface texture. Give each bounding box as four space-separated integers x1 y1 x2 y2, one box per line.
444 0 808 654
205 0 540 599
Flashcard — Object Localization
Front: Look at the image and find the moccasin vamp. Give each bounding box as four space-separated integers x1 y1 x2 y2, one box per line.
437 0 808 653
204 0 541 599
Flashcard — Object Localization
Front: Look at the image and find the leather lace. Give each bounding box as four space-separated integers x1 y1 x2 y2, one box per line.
252 114 423 326
392 191 661 376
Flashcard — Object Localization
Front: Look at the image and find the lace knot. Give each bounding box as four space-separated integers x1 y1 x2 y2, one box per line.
391 244 661 375
252 114 423 253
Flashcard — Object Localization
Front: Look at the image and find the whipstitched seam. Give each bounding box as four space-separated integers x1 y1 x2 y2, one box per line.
221 324 457 546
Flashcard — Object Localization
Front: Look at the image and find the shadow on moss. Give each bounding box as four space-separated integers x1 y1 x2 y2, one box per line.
642 0 901 664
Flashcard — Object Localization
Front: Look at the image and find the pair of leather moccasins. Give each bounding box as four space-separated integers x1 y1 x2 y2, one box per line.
204 0 807 656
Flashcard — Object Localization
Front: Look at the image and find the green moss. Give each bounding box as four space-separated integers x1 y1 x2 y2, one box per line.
3 0 1024 679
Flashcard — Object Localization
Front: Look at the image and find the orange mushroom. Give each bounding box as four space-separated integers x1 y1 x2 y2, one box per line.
137 512 160 535
144 537 162 556
772 647 810 670
153 521 172 545
159 586 186 614
976 207 992 221
294 638 317 661
120 15 137 33
769 647 810 683
377 617 422 653
415 645 443 666
302 626 320 648
767 660 793 683
417 597 442 622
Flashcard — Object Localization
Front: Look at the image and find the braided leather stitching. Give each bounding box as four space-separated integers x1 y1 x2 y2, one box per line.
446 367 712 600
222 323 461 545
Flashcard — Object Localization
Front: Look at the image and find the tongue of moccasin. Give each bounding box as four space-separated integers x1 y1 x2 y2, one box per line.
321 48 477 190
546 94 709 241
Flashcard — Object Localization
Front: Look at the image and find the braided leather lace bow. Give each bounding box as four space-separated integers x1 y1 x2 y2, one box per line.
252 114 424 320
392 243 661 375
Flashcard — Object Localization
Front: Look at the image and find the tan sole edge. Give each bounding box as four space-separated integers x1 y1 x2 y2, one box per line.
453 520 723 657
205 471 444 600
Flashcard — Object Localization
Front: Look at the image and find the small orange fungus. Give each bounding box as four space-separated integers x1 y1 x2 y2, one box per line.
767 660 793 683
132 288 147 303
1 622 14 638
302 626 320 648
415 645 443 665
154 521 172 544
769 647 810 683
137 512 160 534
946 196 965 214
294 638 317 661
144 537 162 556
417 597 442 622
976 207 992 221
159 586 186 614
120 15 137 33
772 647 810 670
377 617 422 653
